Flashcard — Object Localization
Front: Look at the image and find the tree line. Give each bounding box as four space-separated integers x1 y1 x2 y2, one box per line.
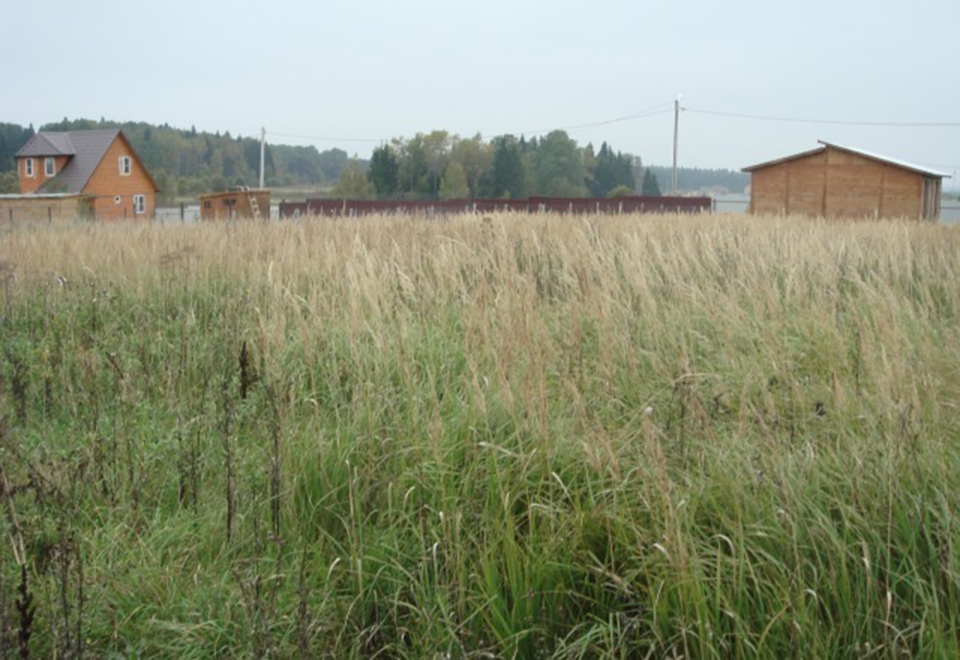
1 119 749 200
0 120 350 200
334 130 660 200
645 165 748 195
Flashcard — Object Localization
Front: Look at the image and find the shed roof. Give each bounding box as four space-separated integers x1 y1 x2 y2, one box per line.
200 189 271 200
742 141 951 179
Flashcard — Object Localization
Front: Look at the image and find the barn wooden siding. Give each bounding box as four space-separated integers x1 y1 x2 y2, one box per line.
745 144 945 220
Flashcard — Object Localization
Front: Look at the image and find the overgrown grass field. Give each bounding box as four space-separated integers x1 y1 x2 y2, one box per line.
1 214 959 658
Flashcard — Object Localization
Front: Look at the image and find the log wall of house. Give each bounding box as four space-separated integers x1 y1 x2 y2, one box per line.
85 136 156 219
18 155 71 194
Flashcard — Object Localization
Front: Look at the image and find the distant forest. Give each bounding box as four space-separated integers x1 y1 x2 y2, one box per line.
646 166 749 196
0 120 347 200
0 120 748 200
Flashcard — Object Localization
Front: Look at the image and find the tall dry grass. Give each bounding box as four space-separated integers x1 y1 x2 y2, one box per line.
1 213 959 658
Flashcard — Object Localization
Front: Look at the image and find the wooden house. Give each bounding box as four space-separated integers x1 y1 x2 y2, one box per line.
743 141 949 220
14 129 158 220
200 189 270 220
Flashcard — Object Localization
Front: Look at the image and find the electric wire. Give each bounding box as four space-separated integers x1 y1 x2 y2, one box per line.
259 103 959 169
684 108 960 128
266 131 381 143
515 103 675 136
264 101 677 145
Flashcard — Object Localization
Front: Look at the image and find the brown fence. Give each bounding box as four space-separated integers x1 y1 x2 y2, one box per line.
278 196 711 219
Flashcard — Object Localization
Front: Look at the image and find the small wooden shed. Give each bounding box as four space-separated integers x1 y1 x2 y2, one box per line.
743 141 949 220
200 189 270 220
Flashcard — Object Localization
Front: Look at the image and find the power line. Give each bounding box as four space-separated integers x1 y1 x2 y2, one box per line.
684 108 960 128
264 101 677 147
266 131 381 143
515 103 675 136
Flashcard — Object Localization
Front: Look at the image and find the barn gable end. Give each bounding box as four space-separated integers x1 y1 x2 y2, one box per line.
743 142 949 220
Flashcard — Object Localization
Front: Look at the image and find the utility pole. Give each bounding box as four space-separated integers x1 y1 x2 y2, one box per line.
672 95 682 196
259 127 266 190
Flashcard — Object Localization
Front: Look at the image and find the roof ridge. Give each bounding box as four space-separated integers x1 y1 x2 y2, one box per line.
743 141 950 178
816 140 951 178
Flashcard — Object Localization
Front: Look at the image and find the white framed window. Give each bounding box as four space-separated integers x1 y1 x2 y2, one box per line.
134 194 146 214
45 157 56 176
119 156 132 176
25 158 35 178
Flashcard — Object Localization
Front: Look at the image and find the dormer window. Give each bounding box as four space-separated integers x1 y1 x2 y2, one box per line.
119 156 132 176
25 158 35 178
45 158 56 177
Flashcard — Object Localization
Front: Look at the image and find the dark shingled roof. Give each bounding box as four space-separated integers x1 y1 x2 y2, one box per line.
16 129 122 194
16 132 77 157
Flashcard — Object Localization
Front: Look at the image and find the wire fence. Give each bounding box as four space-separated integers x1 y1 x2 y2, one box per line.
5 199 960 225
941 205 960 223
278 196 712 219
146 195 960 224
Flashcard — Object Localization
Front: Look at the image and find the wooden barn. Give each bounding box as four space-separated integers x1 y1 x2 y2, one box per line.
743 141 949 220
200 189 270 220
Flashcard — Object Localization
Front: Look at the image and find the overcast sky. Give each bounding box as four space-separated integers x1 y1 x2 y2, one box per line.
3 0 959 181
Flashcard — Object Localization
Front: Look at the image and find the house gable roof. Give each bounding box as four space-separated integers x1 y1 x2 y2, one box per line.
743 141 951 179
16 129 158 194
16 132 77 157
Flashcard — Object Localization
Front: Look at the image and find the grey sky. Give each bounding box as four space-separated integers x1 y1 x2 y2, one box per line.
3 0 959 181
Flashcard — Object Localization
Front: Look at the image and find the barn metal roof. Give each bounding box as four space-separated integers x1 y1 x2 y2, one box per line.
817 141 951 178
742 141 951 179
741 147 824 172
